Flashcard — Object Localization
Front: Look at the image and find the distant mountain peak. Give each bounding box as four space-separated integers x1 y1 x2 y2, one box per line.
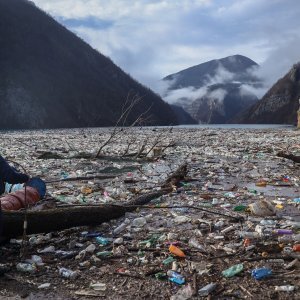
161 55 261 124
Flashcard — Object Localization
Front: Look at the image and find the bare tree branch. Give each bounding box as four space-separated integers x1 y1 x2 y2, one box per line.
95 94 152 157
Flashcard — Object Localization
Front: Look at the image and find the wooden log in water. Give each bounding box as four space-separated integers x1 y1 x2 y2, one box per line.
277 151 300 163
2 190 168 237
2 164 187 237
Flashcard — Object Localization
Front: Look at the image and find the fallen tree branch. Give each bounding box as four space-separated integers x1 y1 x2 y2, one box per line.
44 174 117 183
2 164 187 237
277 151 300 163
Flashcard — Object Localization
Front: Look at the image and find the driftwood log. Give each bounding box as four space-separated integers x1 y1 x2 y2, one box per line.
2 164 187 237
277 151 300 163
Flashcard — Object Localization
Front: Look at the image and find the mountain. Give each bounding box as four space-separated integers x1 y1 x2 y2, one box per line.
0 0 177 129
234 63 300 124
162 55 261 124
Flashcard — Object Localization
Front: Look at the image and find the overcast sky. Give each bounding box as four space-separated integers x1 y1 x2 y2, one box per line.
32 0 300 92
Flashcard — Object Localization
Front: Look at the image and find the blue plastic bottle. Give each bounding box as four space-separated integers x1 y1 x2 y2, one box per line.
95 236 111 245
167 270 185 285
251 267 272 280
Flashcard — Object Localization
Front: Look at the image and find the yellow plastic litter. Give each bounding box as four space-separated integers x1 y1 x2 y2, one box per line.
255 180 267 187
81 186 93 195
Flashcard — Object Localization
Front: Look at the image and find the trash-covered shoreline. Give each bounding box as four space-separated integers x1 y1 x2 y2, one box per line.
0 127 299 299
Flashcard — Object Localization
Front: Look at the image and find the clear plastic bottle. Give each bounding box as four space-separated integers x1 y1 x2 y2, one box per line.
198 283 217 296
285 221 300 229
16 263 37 273
274 285 295 292
58 267 78 279
238 231 259 238
221 225 235 234
113 218 130 235
278 234 300 243
170 284 193 300
188 237 206 252
260 220 276 226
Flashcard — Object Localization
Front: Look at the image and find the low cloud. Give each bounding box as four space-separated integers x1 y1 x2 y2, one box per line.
204 63 235 85
252 35 300 91
208 88 227 104
164 86 208 104
239 84 265 99
160 64 234 104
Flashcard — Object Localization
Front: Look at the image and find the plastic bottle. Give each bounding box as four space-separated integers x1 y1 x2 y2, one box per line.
5 183 24 193
222 264 244 278
113 218 130 235
30 255 44 266
285 258 299 269
221 225 235 234
245 245 255 251
171 261 178 271
162 256 175 265
233 205 247 212
251 267 272 280
95 237 111 245
292 244 300 252
285 221 300 229
273 229 293 235
260 219 276 226
274 285 295 292
84 232 101 238
238 231 259 239
96 251 113 257
214 220 225 228
16 263 37 274
90 282 107 291
198 283 217 296
188 237 206 252
243 238 251 247
167 270 185 285
171 284 193 300
278 234 300 243
132 217 147 227
267 259 285 264
169 244 186 257
58 267 79 279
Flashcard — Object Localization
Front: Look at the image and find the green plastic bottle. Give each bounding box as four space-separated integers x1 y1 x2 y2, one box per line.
222 263 244 278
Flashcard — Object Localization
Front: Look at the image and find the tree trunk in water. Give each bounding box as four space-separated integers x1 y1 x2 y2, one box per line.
2 164 187 237
277 151 300 163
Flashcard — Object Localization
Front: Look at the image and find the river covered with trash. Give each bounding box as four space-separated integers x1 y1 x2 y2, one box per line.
0 127 299 299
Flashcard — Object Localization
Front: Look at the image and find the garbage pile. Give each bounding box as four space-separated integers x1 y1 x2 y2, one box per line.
0 127 299 299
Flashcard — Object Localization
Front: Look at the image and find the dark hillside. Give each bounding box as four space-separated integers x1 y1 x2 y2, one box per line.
0 0 177 129
234 63 300 124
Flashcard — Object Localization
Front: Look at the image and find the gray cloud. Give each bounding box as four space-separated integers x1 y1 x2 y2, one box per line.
164 86 208 104
32 0 300 93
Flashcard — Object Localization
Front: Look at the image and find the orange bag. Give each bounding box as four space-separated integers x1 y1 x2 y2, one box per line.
0 187 40 211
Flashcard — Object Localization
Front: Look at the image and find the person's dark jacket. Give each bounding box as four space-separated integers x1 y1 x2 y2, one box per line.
0 155 29 195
